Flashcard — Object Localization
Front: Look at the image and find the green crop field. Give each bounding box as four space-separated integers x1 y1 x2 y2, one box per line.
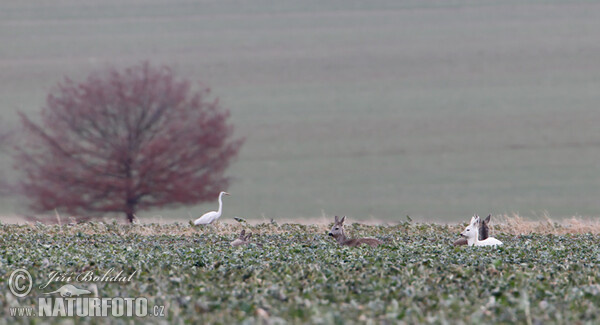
1 0 600 223
3 1 600 324
1 221 600 323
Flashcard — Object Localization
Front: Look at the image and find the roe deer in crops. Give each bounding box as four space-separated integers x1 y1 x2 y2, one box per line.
453 214 491 246
231 229 252 247
460 215 502 247
328 216 382 247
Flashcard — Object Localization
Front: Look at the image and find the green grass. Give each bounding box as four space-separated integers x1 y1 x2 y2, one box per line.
1 0 600 221
1 222 600 323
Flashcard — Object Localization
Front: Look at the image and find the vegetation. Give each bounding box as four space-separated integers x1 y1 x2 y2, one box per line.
15 62 243 223
1 219 599 324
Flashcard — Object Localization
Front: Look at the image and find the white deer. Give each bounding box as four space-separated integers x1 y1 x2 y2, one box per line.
460 215 503 247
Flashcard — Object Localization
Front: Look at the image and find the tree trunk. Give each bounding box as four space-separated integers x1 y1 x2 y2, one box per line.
124 158 136 223
125 199 136 223
126 211 135 223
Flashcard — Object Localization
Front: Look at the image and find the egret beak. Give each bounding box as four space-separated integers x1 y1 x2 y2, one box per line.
224 192 231 196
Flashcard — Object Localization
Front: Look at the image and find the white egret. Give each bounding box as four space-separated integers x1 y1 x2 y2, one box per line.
193 191 230 225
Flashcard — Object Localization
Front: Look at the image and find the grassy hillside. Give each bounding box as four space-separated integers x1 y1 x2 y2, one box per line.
1 1 600 221
1 220 600 323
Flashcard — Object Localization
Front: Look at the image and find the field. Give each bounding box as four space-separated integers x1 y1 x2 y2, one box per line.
3 2 600 324
2 218 600 324
1 1 600 222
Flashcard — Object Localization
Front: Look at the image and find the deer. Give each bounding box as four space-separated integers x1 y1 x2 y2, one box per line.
328 216 382 247
460 215 503 247
453 214 491 246
231 229 252 247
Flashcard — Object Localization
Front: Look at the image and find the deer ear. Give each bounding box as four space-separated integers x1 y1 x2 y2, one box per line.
340 216 346 224
334 216 339 223
240 229 245 236
247 233 252 239
484 214 491 223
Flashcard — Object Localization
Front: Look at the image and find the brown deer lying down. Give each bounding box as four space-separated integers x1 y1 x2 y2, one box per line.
453 214 490 246
328 216 382 247
231 229 252 247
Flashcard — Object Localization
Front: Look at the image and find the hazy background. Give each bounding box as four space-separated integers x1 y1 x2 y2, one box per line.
1 0 599 223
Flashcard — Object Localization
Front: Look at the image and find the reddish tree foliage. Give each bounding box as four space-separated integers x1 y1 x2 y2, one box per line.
16 62 243 222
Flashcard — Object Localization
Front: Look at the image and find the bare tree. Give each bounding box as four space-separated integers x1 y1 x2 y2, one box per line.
16 62 243 222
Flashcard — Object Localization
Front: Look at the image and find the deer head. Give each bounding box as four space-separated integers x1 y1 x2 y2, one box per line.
328 216 346 241
231 229 252 247
479 214 491 240
238 229 252 241
460 215 480 243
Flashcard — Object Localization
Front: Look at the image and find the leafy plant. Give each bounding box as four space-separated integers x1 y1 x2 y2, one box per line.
1 222 599 324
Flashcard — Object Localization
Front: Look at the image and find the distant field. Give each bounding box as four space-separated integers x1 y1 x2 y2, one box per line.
1 0 600 222
2 220 600 323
